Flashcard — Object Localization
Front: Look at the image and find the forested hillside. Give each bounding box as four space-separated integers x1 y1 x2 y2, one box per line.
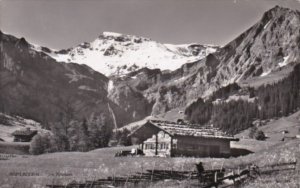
185 63 300 134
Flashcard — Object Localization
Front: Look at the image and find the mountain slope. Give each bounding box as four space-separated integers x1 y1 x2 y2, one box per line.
137 6 300 115
36 32 219 76
216 5 300 85
0 31 141 127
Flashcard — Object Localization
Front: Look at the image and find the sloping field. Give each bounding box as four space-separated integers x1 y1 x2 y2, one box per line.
236 110 300 142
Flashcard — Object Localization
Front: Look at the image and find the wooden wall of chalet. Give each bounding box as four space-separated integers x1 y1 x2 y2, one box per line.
173 136 231 157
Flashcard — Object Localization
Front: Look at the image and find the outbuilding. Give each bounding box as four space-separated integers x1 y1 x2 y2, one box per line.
12 127 37 142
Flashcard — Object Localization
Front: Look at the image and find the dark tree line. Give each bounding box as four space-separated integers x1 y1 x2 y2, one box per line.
185 98 258 135
211 100 258 134
185 83 243 126
30 114 112 155
115 128 132 146
185 98 212 125
256 64 300 119
185 64 300 135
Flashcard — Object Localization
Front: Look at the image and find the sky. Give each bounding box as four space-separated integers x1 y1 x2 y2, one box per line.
1 0 300 49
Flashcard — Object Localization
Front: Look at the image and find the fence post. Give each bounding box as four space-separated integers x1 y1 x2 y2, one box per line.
296 152 300 177
151 161 156 183
214 171 218 187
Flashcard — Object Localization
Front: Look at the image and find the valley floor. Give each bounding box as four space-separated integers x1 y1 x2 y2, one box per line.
0 138 299 188
1 111 300 188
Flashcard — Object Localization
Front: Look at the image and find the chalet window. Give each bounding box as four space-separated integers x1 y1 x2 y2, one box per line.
150 144 155 149
145 143 154 150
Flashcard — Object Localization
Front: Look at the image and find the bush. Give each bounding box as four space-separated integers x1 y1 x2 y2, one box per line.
255 130 266 140
29 133 51 155
115 129 131 146
249 126 258 139
249 126 266 140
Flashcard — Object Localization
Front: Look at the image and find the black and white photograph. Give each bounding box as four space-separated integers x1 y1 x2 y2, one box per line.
1 0 300 187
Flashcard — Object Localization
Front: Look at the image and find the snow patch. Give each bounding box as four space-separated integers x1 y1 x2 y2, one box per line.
65 71 90 83
205 46 217 54
278 55 290 67
213 95 256 104
260 70 271 77
107 80 114 93
78 85 97 92
264 21 271 29
174 76 187 83
103 31 123 37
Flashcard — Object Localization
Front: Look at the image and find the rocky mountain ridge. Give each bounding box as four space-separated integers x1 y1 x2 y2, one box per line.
33 31 218 77
122 5 300 116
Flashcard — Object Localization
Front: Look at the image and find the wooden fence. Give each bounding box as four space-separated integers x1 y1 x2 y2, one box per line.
46 161 297 188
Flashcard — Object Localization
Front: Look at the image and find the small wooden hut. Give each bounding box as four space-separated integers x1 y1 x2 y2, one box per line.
12 127 37 142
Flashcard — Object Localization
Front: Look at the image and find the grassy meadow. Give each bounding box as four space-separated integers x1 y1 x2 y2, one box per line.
0 138 299 188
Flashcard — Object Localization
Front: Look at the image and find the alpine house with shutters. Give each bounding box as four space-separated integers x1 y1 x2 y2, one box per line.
129 120 239 157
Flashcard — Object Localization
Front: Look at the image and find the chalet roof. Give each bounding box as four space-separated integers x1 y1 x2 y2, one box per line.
12 128 37 136
132 120 238 141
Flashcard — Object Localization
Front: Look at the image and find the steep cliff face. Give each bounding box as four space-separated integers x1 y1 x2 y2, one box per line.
108 83 153 122
215 6 300 84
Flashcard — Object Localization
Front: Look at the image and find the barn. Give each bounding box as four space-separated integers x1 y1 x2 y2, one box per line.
129 120 239 157
12 128 38 142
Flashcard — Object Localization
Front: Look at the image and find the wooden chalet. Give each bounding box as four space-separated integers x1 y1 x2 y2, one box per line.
12 127 38 142
129 120 239 157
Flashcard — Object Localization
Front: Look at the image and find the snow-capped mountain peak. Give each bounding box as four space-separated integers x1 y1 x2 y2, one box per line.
102 31 123 37
34 32 219 76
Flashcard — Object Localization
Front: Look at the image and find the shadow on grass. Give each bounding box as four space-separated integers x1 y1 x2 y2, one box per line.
230 148 253 157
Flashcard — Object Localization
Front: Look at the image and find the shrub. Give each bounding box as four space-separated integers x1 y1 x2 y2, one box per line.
249 126 257 139
29 133 51 155
255 130 266 140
